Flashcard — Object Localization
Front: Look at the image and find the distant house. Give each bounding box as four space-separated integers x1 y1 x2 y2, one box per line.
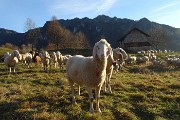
119 28 152 52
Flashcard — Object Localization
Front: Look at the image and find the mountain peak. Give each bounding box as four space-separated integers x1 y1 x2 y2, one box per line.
138 17 150 22
94 15 111 20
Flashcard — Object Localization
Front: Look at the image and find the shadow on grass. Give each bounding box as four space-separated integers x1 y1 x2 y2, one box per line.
127 65 180 74
0 93 72 120
131 104 156 120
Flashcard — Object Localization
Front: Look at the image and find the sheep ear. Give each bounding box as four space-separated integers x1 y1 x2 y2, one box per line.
107 47 112 57
93 43 97 59
11 51 15 56
109 48 114 61
116 50 121 54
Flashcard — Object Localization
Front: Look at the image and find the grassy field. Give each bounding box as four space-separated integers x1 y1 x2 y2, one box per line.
0 52 180 120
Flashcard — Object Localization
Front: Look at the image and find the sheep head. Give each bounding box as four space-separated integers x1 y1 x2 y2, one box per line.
114 47 128 60
93 39 112 61
11 50 21 60
44 51 50 59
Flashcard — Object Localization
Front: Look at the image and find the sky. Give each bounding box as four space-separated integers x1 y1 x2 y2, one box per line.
1 0 180 33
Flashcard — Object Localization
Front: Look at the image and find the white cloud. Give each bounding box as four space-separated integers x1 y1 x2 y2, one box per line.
97 0 118 12
151 1 180 13
48 0 118 18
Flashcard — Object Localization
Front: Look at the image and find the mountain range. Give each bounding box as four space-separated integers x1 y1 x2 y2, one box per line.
1 15 180 51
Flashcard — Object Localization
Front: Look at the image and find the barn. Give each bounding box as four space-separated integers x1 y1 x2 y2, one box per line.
119 28 152 52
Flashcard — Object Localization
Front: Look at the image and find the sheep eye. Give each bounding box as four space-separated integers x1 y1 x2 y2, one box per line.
97 46 100 50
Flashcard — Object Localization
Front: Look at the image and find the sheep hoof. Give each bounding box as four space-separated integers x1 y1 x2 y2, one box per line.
72 99 77 104
96 108 102 113
89 108 94 114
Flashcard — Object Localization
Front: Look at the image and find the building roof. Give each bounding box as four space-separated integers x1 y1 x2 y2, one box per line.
119 27 150 42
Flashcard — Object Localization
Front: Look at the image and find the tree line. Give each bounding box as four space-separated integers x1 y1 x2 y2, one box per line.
24 16 90 51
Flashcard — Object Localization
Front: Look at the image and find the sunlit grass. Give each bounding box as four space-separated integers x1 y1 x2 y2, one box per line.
0 56 180 120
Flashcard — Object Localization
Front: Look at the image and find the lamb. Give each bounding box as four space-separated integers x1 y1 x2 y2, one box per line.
66 39 111 113
4 50 21 74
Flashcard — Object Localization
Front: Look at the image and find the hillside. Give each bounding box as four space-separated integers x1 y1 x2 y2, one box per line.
1 15 180 50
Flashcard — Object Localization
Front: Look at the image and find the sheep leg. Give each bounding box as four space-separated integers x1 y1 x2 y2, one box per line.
54 63 56 68
70 82 76 104
95 86 102 113
86 87 94 113
78 85 81 95
9 67 11 74
13 67 16 74
107 75 112 93
103 78 107 92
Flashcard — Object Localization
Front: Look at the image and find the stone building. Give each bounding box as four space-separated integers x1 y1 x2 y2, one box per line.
119 28 152 52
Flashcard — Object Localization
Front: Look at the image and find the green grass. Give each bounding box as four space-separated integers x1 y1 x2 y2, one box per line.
0 53 180 119
0 47 12 59
0 63 180 120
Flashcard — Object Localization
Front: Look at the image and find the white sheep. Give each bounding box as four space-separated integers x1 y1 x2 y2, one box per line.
20 53 33 68
103 49 114 93
104 47 128 93
42 51 51 72
56 52 69 72
4 50 21 74
4 52 10 59
126 55 136 64
66 39 111 113
136 56 149 64
50 52 58 69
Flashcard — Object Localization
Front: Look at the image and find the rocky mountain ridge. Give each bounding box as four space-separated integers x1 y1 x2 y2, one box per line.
1 15 180 50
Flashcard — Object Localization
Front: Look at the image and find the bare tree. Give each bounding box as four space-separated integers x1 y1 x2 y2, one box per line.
74 32 90 49
46 16 64 50
24 18 36 32
24 18 41 51
148 27 170 49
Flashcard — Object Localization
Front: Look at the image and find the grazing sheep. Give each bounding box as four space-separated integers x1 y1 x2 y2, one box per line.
56 52 69 72
166 57 180 68
136 56 149 64
50 52 58 69
152 59 163 68
32 51 41 67
104 47 128 93
4 50 21 74
113 47 128 61
103 49 114 93
20 53 33 68
113 47 128 69
4 52 10 59
113 61 120 74
66 39 111 113
42 51 51 72
126 55 136 64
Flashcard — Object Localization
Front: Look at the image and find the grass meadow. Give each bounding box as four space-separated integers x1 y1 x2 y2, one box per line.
0 51 180 120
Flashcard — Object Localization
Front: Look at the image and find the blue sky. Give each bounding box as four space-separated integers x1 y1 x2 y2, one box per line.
1 0 180 33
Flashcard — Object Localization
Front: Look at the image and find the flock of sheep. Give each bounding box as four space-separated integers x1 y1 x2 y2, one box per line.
2 39 180 113
3 49 71 74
